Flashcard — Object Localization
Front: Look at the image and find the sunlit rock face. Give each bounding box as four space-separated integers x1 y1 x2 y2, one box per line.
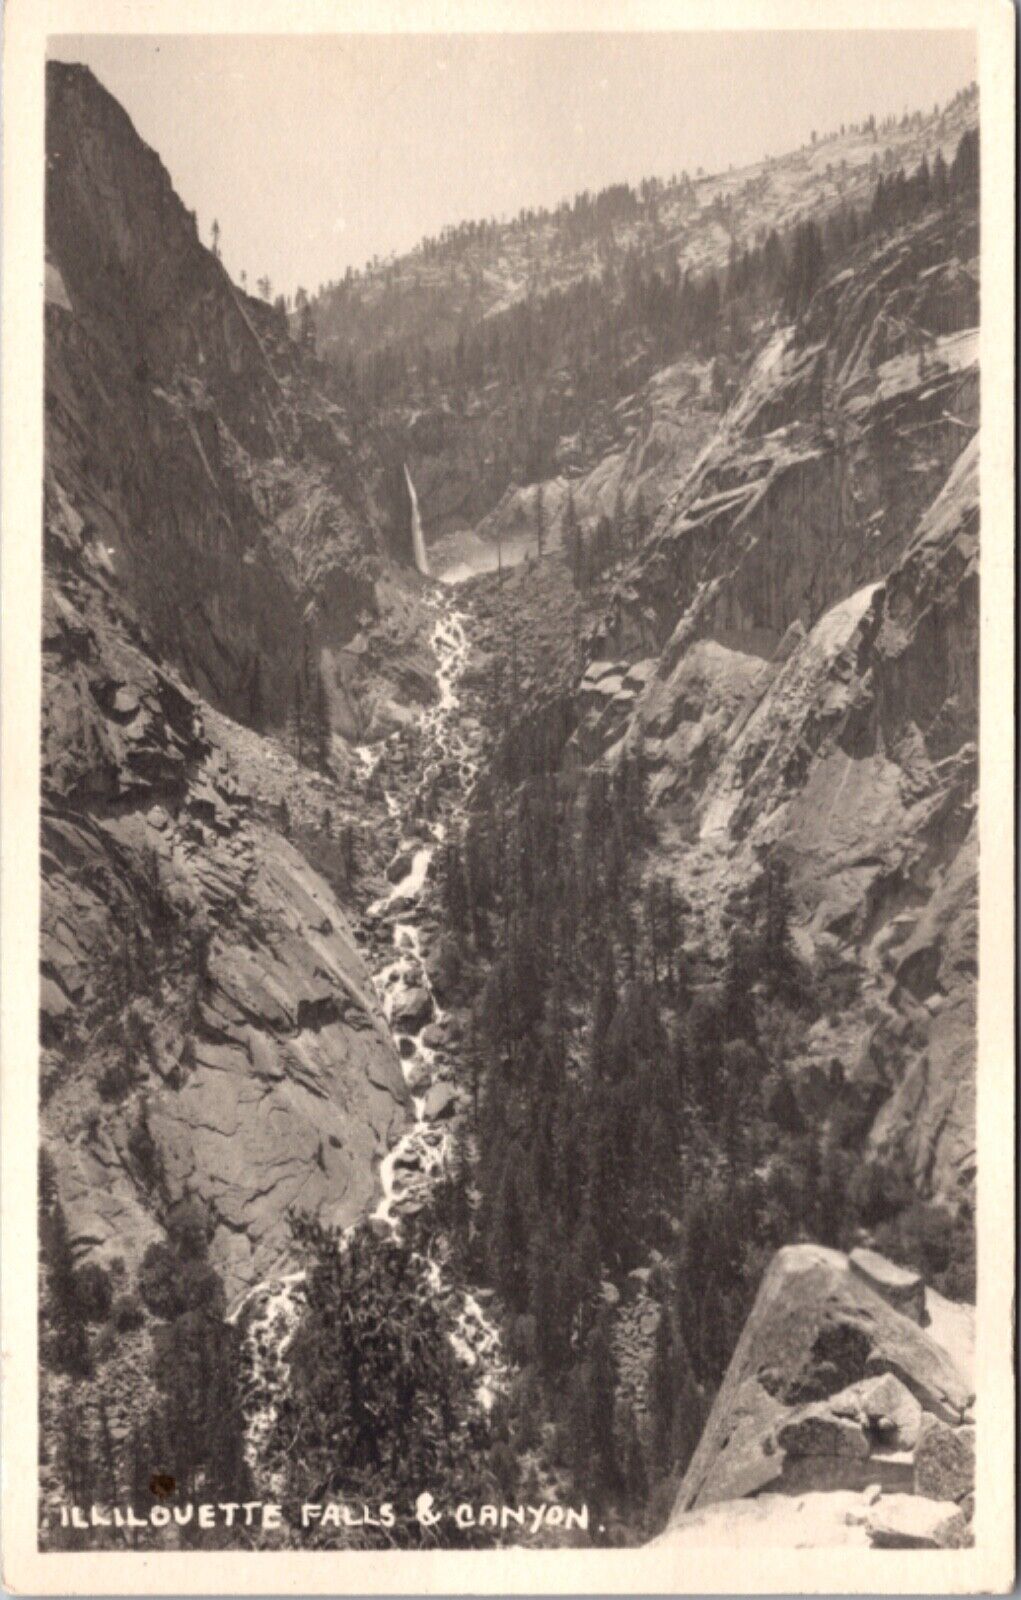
567 206 979 1212
41 62 424 1297
41 480 409 1301
656 1244 974 1550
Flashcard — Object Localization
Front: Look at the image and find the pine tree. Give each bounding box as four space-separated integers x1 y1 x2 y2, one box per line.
60 1399 95 1514
299 300 316 353
443 842 470 933
950 126 978 196
670 1336 705 1473
96 1395 120 1505
723 925 759 1042
689 991 725 1119
562 487 583 587
584 1314 619 1501
246 652 264 730
491 1154 529 1310
648 1308 676 1475
290 671 304 765
783 220 825 322
42 1197 91 1376
760 856 800 999
342 825 357 881
932 147 950 206
590 941 617 1078
528 1231 567 1374
622 1408 648 1509
314 666 330 770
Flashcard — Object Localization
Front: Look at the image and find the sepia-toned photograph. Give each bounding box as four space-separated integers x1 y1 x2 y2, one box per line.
2 1 1015 1593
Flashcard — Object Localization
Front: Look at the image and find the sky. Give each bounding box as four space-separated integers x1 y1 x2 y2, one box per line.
48 31 976 300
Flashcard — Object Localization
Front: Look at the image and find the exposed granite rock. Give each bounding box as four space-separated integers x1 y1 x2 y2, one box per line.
673 1245 973 1518
777 1407 871 1461
390 985 434 1031
913 1414 975 1504
41 508 410 1299
422 1083 458 1121
655 1486 970 1552
46 61 431 742
850 1247 926 1324
865 1493 969 1549
602 314 979 1205
654 1490 872 1549
41 63 421 1303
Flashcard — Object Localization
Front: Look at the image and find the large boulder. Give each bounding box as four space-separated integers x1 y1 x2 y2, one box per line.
776 1408 870 1461
390 985 434 1031
422 1082 458 1121
672 1245 973 1518
913 1414 975 1504
865 1493 970 1550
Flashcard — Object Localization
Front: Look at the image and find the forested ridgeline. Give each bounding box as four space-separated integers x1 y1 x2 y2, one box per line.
305 116 978 513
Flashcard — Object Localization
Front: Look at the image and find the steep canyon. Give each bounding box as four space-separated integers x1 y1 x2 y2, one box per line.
39 60 979 1553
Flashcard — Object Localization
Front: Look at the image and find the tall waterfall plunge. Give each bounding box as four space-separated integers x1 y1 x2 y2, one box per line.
404 464 430 577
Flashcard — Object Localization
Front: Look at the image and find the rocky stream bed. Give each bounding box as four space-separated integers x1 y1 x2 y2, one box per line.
231 593 505 1489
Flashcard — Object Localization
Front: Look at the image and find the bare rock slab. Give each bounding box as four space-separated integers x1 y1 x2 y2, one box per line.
866 1493 970 1549
390 985 433 1030
849 1246 926 1324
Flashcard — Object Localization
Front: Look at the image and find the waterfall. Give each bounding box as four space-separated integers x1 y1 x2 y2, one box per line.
404 463 430 577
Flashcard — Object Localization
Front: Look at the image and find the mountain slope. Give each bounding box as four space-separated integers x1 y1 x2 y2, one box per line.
429 147 979 1548
37 61 982 1552
46 61 431 738
307 83 977 555
41 63 422 1304
580 206 979 1206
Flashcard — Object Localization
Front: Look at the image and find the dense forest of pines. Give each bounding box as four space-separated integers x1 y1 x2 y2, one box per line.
420 696 974 1538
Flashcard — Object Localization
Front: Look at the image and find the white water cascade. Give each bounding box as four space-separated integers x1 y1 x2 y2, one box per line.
233 594 505 1484
404 463 430 577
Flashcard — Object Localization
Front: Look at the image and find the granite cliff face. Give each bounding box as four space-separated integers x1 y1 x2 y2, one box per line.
46 62 431 740
445 182 980 1545
41 519 408 1300
42 64 416 1299
573 209 978 1207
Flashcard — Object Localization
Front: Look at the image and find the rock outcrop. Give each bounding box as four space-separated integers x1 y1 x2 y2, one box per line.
42 477 409 1302
654 1489 968 1551
574 207 979 1207
46 61 432 742
42 63 419 1300
661 1245 975 1548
